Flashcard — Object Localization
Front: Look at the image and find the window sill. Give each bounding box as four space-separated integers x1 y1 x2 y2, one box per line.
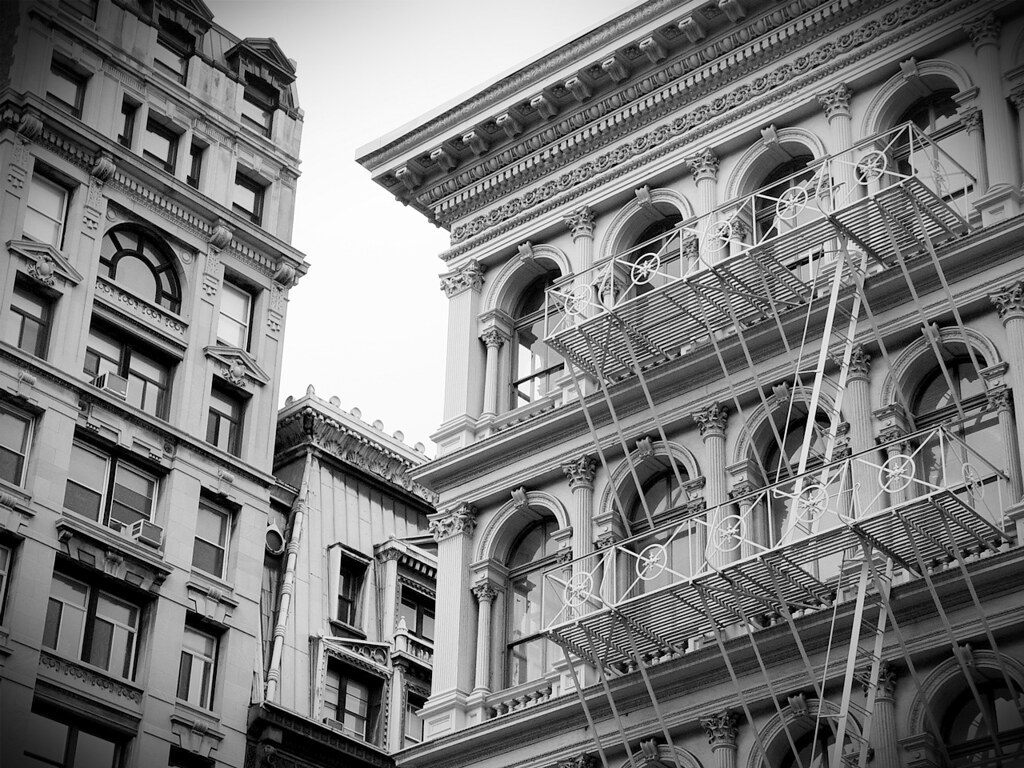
56 514 172 591
37 649 144 721
328 619 367 640
185 578 238 626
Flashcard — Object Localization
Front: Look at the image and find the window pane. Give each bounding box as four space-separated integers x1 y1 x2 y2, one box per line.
109 464 155 527
218 282 251 348
72 729 117 768
0 408 30 485
196 505 227 545
65 444 107 520
192 539 224 576
10 283 51 358
24 711 69 764
114 254 160 303
24 174 68 246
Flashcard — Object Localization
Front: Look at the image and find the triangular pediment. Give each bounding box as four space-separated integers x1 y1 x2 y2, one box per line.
154 0 213 37
7 239 83 290
225 37 296 85
204 345 270 388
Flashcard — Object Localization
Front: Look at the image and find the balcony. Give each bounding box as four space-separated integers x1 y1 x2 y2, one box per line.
543 122 975 382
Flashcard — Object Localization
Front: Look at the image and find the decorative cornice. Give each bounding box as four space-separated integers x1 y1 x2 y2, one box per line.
687 147 719 182
693 402 728 437
817 82 852 120
562 455 597 491
440 259 484 297
700 708 739 748
428 502 477 541
991 280 1024 321
563 206 596 241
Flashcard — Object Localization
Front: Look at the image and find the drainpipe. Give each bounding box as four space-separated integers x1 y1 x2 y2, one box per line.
265 449 313 702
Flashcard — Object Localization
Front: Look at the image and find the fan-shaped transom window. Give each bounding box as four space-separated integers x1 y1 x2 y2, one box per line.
754 155 814 241
100 225 182 313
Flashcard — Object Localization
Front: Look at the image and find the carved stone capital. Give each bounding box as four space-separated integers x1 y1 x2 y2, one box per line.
564 206 595 241
440 260 484 297
562 455 597 490
872 659 898 699
817 83 852 121
987 388 1012 413
472 583 498 604
428 503 477 541
693 402 728 437
700 709 739 748
555 754 596 768
687 148 719 182
958 106 982 135
965 13 999 51
480 327 508 349
848 345 871 380
991 280 1024 321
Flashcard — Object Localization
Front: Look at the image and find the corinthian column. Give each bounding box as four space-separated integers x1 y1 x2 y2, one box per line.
471 583 499 696
688 149 721 266
817 84 855 206
425 503 477 734
694 403 728 568
846 346 879 517
866 661 900 768
991 281 1024 499
480 327 509 418
563 455 597 560
700 709 739 768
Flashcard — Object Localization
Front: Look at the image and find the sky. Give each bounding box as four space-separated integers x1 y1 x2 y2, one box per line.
206 0 631 454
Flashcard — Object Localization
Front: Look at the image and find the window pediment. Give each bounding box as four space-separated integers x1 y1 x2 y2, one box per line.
225 38 295 85
204 345 269 388
7 238 83 291
153 0 212 37
55 515 172 593
323 637 390 677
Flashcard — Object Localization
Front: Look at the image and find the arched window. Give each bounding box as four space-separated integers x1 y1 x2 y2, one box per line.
506 515 560 686
100 225 182 312
511 269 563 408
626 461 693 595
911 353 1002 512
894 90 974 199
626 212 684 298
754 155 814 241
940 677 1024 765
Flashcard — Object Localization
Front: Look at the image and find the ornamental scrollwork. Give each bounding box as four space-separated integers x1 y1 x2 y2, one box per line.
428 502 477 541
700 708 739 747
562 455 597 490
440 260 484 297
991 280 1024 320
693 402 728 436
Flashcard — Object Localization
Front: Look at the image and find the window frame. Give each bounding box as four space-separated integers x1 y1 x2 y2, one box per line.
323 661 383 743
192 500 231 579
217 279 254 350
510 270 564 409
177 622 219 710
84 324 173 418
398 586 435 642
117 97 138 148
99 224 183 313
404 691 427 746
337 556 366 629
0 543 13 624
0 402 33 488
46 58 86 119
232 170 265 225
206 385 244 457
505 516 561 687
141 115 180 174
24 705 123 768
63 440 159 533
24 169 70 248
43 569 141 680
186 141 205 190
8 278 53 359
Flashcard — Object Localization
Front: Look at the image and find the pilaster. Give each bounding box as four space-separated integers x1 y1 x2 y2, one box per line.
439 260 485 451
563 455 597 560
991 281 1024 500
694 403 728 566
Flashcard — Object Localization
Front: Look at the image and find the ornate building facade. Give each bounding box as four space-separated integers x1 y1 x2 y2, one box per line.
247 389 437 768
0 1 305 766
358 1 1024 768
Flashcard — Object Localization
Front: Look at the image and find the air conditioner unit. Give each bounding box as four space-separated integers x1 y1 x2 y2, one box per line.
94 372 129 400
129 519 163 548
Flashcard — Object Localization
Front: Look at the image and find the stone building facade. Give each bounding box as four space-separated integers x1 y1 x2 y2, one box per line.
358 1 1024 767
0 0 305 766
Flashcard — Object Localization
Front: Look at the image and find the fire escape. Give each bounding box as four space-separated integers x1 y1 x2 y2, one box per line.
538 124 1022 768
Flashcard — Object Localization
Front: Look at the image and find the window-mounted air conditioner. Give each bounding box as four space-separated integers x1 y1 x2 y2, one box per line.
94 372 129 400
129 519 163 548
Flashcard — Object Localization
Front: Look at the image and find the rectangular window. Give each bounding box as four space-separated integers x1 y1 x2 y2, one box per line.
84 326 171 417
206 387 244 456
217 281 253 349
117 98 137 148
142 116 179 173
186 142 204 189
0 403 32 487
43 571 140 679
337 558 365 627
404 695 426 746
398 587 435 642
0 544 12 624
192 501 229 579
7 280 52 358
324 663 382 743
177 624 218 710
232 171 264 225
154 38 187 83
64 441 157 532
24 707 121 768
24 171 69 248
240 77 276 137
46 59 86 118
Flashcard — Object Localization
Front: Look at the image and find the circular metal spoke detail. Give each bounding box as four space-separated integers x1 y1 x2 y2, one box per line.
795 483 829 524
856 150 887 184
962 463 984 499
879 454 915 493
711 514 745 553
562 286 592 318
631 253 661 285
775 186 809 221
636 543 668 581
564 572 594 608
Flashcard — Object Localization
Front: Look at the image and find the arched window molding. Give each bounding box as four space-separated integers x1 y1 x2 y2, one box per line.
599 187 694 263
723 127 827 202
746 697 864 768
860 58 976 139
100 223 185 313
612 743 704 768
475 490 570 565
732 385 843 469
481 243 571 317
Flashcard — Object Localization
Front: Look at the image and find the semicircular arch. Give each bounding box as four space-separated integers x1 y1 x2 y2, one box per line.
597 440 701 522
861 58 976 137
724 127 828 201
482 244 571 317
475 490 571 564
599 187 695 262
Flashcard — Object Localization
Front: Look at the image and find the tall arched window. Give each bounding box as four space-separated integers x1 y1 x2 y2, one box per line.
100 225 182 312
506 516 560 686
941 677 1024 765
626 212 684 299
511 269 563 408
894 90 974 199
626 461 693 595
754 155 814 241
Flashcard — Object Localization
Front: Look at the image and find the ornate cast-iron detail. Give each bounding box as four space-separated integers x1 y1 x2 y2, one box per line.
440 260 484 297
693 402 728 436
817 83 852 120
564 206 595 240
687 147 719 182
991 280 1024 320
562 455 597 490
700 709 739 747
472 583 498 603
428 503 477 541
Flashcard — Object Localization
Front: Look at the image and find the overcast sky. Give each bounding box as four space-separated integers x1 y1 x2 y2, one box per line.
208 0 630 453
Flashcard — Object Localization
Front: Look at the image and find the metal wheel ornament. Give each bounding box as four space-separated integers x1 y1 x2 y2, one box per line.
564 572 594 608
711 515 745 553
775 186 809 221
856 151 887 184
708 220 733 249
794 483 829 525
962 463 984 499
879 454 915 493
631 253 661 286
636 543 668 581
562 285 592 318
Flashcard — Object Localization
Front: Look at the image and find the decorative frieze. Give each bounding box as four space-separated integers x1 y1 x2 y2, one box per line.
440 260 484 297
428 502 477 541
555 754 596 768
562 455 597 490
38 651 144 708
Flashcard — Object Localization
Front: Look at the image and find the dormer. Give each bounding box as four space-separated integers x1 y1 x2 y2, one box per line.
224 37 299 119
152 0 213 41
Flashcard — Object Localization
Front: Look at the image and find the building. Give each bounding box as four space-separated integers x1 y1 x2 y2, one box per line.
357 1 1024 767
246 389 438 768
0 0 306 766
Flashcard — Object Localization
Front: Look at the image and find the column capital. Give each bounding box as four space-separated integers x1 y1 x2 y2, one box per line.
958 105 983 135
562 455 597 490
428 502 477 541
965 12 1000 51
440 259 484 298
700 708 739 748
1010 85 1024 114
472 582 500 604
817 83 852 121
876 659 898 700
555 754 597 768
480 327 509 349
375 539 404 562
687 148 719 182
693 402 728 437
991 279 1024 321
848 345 871 380
564 206 596 241
987 387 1013 413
